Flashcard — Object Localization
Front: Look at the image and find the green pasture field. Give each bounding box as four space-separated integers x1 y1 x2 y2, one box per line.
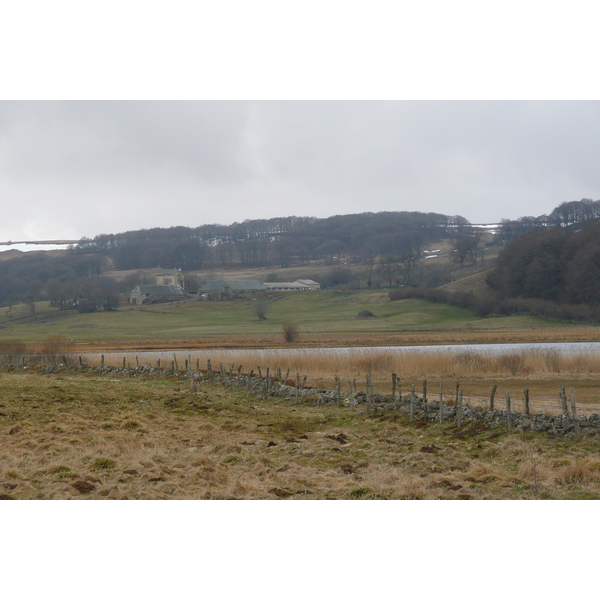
0 290 565 346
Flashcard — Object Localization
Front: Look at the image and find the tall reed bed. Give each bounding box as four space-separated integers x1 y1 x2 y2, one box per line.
82 346 600 381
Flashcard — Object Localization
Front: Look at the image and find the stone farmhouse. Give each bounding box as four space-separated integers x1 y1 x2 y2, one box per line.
155 268 184 287
129 268 185 305
129 284 185 305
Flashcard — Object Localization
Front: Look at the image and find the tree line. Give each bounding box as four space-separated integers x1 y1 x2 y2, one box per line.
0 252 135 316
74 211 468 270
498 198 600 240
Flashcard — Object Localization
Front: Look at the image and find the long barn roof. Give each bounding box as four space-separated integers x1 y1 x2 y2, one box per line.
200 279 265 291
131 285 185 296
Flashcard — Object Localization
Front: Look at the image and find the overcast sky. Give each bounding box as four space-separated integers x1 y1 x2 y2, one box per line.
1 100 600 244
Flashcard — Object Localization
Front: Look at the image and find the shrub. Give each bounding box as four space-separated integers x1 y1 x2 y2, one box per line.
498 351 526 375
41 334 74 365
282 322 300 343
543 348 561 373
556 461 593 485
0 340 30 361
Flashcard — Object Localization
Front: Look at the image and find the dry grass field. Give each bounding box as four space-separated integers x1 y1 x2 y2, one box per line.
2 370 600 500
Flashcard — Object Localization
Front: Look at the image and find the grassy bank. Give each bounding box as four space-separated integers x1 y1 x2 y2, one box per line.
2 370 600 500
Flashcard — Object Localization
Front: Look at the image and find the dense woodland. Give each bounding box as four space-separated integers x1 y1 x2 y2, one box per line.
2 199 600 321
75 211 466 270
488 218 600 306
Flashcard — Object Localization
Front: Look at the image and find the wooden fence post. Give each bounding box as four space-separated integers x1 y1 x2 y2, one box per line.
506 392 512 433
348 379 356 409
391 372 397 402
439 380 444 423
490 384 497 411
456 389 463 427
560 384 569 417
266 368 271 397
524 388 530 416
422 379 427 406
409 384 415 422
569 388 581 440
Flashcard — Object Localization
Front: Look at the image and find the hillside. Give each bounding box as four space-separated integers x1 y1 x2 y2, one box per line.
1 287 593 351
3 200 600 341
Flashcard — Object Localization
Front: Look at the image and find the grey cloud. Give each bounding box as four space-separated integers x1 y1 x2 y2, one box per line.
1 100 599 242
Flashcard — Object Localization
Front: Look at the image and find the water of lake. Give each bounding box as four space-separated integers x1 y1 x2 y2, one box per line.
80 341 600 366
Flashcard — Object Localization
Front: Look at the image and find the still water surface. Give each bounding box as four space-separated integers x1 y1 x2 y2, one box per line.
81 341 600 365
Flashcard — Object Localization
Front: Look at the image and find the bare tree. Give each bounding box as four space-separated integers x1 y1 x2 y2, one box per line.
378 254 399 287
451 229 483 267
24 286 39 323
253 299 269 321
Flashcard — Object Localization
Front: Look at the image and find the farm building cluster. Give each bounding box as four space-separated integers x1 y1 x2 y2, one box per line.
128 269 319 305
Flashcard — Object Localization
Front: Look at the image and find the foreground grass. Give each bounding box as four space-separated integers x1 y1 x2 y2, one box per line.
2 371 600 499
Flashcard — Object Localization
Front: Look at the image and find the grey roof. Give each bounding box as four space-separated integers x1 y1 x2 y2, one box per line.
200 279 266 292
295 279 319 286
131 285 185 296
263 282 305 289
